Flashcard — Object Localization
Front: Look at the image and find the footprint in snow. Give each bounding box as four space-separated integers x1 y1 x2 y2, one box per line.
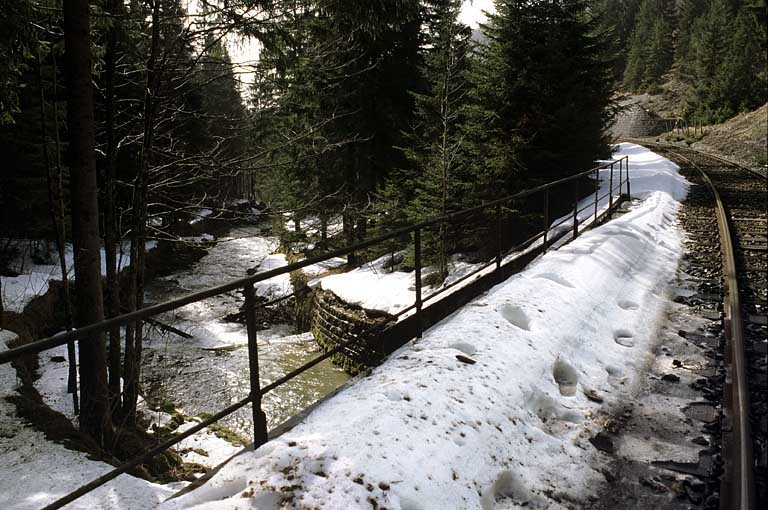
613 329 635 347
499 304 531 331
480 470 543 510
617 299 639 311
534 272 575 288
552 357 579 397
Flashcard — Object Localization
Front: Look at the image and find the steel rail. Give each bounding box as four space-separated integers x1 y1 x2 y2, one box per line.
624 139 766 180
667 149 755 510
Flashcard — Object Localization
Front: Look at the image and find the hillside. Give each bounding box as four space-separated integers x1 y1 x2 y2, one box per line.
664 103 768 168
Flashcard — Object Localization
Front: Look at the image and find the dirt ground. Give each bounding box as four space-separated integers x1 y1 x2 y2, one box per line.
688 103 768 168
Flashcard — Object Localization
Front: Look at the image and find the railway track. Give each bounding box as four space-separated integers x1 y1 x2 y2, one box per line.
644 143 767 510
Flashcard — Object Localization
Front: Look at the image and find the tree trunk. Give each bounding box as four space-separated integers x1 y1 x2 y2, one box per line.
123 0 160 424
103 0 123 413
39 48 79 414
63 0 113 446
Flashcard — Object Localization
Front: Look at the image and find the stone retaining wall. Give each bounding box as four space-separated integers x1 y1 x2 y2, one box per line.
311 289 392 374
611 104 676 138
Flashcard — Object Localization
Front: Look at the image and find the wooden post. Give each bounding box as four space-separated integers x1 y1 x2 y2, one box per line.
244 283 268 447
543 189 550 253
625 157 631 199
414 228 423 338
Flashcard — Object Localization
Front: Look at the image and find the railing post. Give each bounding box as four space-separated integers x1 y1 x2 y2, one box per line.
618 158 623 197
495 203 502 270
625 157 631 198
572 179 579 239
243 282 268 448
608 163 614 216
543 188 549 253
594 168 600 222
414 227 423 339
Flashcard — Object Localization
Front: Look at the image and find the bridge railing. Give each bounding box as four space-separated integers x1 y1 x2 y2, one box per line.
0 155 629 510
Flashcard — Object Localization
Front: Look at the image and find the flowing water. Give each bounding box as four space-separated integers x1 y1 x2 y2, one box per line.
140 225 349 439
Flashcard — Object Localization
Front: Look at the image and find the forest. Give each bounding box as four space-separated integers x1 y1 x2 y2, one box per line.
603 0 766 123
0 0 765 460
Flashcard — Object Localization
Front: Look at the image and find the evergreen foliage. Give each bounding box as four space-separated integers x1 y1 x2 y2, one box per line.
685 0 767 122
398 0 473 280
475 0 615 181
0 0 632 448
602 0 766 123
622 0 674 92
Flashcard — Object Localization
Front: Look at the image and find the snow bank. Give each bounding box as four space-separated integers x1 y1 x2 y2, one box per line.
0 332 178 510
318 254 484 316
161 143 689 509
0 241 156 314
301 257 347 279
319 254 416 315
318 143 685 318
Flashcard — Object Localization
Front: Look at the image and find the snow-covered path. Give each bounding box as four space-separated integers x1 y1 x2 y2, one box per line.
160 143 689 510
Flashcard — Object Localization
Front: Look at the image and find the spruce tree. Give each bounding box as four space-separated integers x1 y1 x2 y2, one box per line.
685 0 766 122
400 0 472 281
594 0 642 80
622 0 674 91
304 0 423 259
474 0 615 184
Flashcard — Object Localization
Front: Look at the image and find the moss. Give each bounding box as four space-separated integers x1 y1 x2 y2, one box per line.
311 322 364 376
290 269 314 332
195 413 250 446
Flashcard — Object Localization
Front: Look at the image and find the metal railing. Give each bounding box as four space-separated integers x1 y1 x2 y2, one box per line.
0 156 629 510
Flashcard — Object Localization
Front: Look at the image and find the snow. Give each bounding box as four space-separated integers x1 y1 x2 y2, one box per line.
0 241 156 314
283 215 344 240
319 254 417 315
317 144 685 318
300 257 347 279
33 344 78 419
253 254 292 301
0 332 181 510
252 253 347 301
30 340 243 475
158 144 689 509
317 251 487 317
190 209 214 225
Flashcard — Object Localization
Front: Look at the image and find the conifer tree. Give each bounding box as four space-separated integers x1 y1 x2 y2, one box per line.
594 0 641 80
674 0 708 71
399 0 472 281
685 0 766 122
474 0 615 185
313 0 422 257
622 0 674 91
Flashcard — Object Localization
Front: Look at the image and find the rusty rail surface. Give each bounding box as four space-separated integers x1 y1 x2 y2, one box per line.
0 156 629 510
661 147 756 510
